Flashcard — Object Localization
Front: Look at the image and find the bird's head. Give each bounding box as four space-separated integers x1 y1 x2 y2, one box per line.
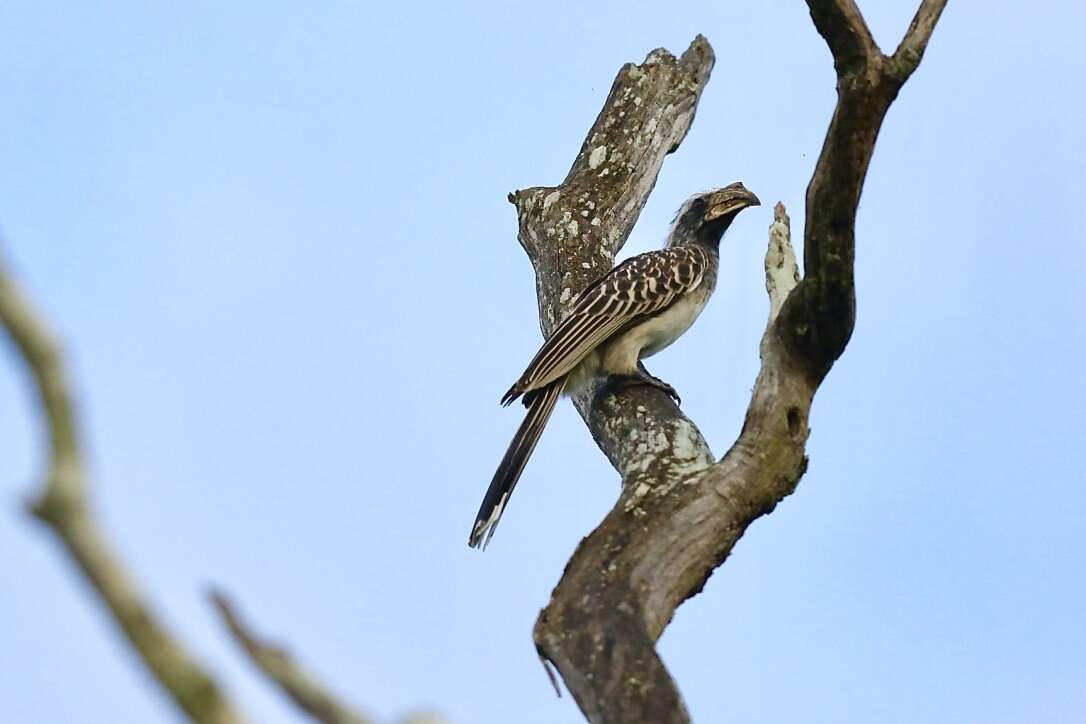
668 182 761 248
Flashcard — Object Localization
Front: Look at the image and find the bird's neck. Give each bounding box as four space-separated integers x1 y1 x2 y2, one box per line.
668 215 734 250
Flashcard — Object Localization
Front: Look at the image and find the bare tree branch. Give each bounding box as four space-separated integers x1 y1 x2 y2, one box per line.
2 246 447 724
891 0 948 78
504 39 716 721
806 0 879 73
510 33 719 522
1 249 422 723
517 4 948 721
766 203 800 320
781 0 948 380
210 590 371 724
0 252 245 724
534 201 807 724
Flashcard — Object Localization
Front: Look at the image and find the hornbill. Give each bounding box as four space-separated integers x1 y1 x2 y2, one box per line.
469 182 760 548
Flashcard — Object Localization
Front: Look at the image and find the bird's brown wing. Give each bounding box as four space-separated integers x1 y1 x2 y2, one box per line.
501 245 709 405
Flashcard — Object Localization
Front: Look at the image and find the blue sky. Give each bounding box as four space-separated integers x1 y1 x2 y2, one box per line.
1 2 1084 723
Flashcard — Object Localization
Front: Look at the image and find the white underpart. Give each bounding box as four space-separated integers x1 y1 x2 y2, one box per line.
598 286 708 374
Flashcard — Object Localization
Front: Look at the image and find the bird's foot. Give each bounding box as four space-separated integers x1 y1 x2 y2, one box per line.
603 369 682 406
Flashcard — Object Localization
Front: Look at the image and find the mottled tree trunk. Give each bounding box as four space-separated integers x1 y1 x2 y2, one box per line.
508 2 947 722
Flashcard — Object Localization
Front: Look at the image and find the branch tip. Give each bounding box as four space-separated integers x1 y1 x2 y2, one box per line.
680 34 715 70
538 651 563 698
891 0 948 79
806 0 880 69
643 47 676 66
766 202 799 321
211 587 372 724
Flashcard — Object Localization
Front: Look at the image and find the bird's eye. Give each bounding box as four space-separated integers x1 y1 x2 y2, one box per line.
690 198 706 214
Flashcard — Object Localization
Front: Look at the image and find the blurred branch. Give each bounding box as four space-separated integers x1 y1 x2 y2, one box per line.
2 245 450 723
210 589 371 724
0 251 245 724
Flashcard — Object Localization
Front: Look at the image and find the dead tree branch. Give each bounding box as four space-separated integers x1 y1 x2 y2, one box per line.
514 4 947 722
2 246 444 723
0 253 245 724
210 590 371 724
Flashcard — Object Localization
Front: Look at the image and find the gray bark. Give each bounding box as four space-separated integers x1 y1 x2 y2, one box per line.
510 2 948 722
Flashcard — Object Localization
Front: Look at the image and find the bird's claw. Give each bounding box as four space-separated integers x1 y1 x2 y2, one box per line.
604 372 682 406
643 376 681 405
652 379 682 406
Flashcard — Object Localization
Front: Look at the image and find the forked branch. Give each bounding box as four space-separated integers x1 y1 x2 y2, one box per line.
516 3 947 722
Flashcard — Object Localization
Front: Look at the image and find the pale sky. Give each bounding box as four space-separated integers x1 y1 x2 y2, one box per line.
1 2 1084 723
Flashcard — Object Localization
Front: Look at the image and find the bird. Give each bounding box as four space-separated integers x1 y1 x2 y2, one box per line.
469 182 761 549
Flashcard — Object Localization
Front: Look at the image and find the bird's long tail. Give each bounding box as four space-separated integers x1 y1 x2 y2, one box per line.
469 379 563 549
